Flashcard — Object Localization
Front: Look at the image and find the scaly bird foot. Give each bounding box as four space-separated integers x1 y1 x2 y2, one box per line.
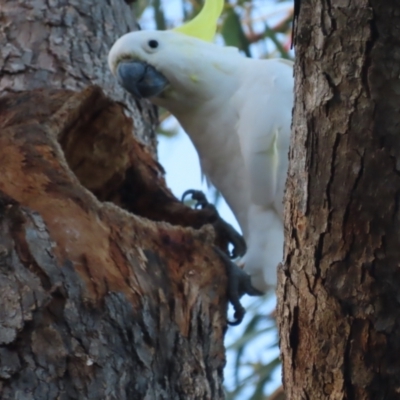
182 189 260 325
181 189 246 259
214 247 263 325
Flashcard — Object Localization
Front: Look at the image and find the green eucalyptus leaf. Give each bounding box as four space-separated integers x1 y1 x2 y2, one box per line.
221 7 251 57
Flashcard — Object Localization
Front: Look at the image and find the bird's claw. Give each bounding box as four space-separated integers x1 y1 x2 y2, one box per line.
181 189 210 209
214 247 263 326
213 218 246 259
182 189 247 259
182 189 259 325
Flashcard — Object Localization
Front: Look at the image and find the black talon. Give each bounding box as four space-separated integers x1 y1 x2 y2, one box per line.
214 247 263 326
181 189 209 209
181 189 261 325
181 189 247 259
213 218 246 259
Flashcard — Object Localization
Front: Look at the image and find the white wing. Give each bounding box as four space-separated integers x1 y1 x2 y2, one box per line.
233 59 294 218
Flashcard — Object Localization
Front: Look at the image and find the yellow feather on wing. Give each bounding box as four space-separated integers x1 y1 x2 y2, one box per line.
173 0 224 42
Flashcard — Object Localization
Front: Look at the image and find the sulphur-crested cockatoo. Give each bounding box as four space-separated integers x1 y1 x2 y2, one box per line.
108 0 293 324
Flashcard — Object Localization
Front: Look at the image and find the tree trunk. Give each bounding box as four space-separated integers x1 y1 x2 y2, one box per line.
0 1 229 398
279 1 400 399
0 0 156 148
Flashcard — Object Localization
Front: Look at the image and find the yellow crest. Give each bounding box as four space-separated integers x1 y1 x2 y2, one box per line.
173 0 224 42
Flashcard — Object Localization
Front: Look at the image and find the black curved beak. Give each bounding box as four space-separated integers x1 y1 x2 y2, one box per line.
116 60 169 99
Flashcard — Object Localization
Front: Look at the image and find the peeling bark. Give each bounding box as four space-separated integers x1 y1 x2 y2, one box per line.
0 87 227 399
279 1 400 399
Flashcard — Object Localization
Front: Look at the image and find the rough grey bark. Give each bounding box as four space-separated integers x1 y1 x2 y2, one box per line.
279 0 400 399
0 0 156 147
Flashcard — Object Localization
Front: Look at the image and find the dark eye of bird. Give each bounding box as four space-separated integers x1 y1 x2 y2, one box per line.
148 40 159 49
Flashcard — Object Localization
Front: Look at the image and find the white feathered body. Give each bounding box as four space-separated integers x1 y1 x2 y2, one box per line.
109 32 294 291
